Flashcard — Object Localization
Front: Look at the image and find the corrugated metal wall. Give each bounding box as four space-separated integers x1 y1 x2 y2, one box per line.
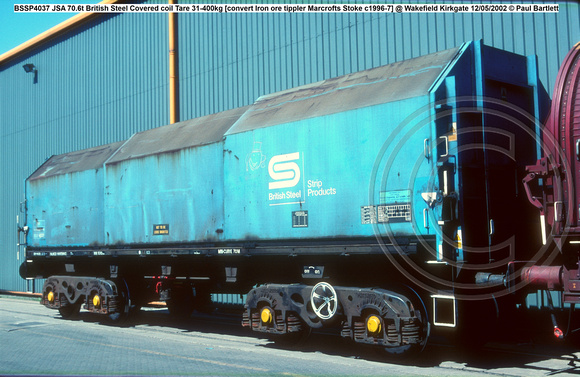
0 1 578 291
0 9 170 291
177 1 579 121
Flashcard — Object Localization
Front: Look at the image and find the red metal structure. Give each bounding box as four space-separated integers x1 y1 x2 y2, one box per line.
523 42 580 337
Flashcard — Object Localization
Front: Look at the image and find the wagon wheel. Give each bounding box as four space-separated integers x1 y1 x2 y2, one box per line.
275 314 312 348
104 278 134 325
167 285 195 319
263 308 312 348
380 286 429 359
58 302 81 319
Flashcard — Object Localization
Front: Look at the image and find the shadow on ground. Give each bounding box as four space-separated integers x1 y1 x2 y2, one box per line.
57 305 580 375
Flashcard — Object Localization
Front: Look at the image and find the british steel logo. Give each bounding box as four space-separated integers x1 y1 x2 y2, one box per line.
268 152 301 190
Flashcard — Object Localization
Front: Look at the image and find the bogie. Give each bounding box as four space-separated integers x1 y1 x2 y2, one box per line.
243 283 429 356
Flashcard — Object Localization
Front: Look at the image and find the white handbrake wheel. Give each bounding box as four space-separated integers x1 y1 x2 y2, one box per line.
310 282 338 320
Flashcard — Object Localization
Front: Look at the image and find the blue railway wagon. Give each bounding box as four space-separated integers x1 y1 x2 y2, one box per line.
20 40 553 356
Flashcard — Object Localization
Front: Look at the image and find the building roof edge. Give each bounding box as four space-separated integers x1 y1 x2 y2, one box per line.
0 0 121 66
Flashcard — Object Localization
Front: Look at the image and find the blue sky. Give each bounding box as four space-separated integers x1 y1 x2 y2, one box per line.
0 1 99 55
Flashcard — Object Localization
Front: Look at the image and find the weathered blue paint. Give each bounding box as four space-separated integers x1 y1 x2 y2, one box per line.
221 41 550 257
26 142 123 248
99 107 246 246
27 171 104 247
221 46 460 243
22 41 549 255
104 145 226 245
223 96 433 241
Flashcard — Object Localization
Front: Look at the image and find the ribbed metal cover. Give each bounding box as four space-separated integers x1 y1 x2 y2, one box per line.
108 106 249 164
28 142 123 180
227 46 460 134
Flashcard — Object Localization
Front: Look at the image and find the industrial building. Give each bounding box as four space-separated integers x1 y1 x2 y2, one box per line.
0 0 578 292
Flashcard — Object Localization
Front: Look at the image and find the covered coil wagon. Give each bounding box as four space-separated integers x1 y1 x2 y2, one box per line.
20 40 560 355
